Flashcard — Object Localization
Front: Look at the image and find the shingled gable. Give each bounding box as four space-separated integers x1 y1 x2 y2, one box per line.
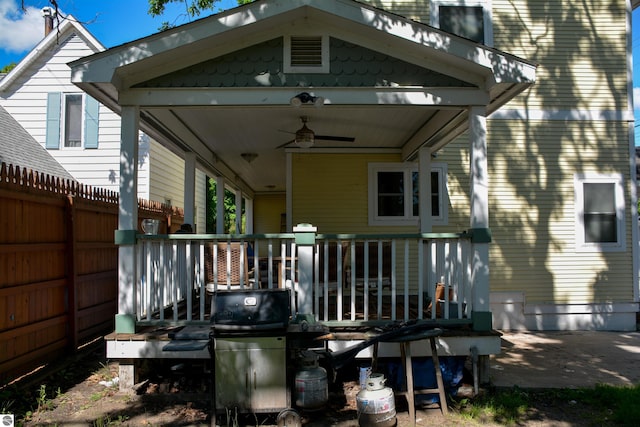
69 0 536 194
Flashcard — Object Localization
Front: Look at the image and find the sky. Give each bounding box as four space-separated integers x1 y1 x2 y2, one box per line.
1 0 640 144
0 0 239 66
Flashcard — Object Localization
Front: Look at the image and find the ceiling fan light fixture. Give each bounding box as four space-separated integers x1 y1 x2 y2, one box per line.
295 123 315 148
290 92 324 108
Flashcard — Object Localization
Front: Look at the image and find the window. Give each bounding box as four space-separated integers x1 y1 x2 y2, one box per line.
46 92 99 149
369 163 448 226
574 174 625 252
430 0 493 46
284 35 330 73
64 94 82 147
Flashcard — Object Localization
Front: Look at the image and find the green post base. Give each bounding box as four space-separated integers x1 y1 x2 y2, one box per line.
472 311 493 331
115 314 136 333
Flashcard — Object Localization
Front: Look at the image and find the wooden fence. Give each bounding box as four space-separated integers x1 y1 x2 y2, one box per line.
0 162 183 383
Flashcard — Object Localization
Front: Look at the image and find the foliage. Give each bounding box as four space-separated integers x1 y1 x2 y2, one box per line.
206 177 244 233
0 62 17 73
148 0 254 30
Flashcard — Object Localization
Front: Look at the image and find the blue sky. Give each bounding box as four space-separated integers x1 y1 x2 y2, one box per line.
2 0 640 144
0 0 238 65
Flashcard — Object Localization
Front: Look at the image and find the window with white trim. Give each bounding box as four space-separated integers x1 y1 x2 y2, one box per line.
284 35 330 74
368 163 448 226
45 92 99 150
574 174 626 252
430 0 493 46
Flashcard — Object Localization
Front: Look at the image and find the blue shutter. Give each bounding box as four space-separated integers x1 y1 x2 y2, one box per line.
84 95 99 149
45 92 61 149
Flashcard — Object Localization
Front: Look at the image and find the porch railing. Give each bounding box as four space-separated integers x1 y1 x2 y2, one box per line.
134 232 473 326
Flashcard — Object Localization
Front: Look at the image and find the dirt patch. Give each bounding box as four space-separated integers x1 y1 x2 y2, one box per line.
3 342 619 427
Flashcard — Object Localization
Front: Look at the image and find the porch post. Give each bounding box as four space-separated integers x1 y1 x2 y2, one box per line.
216 176 225 234
469 105 492 331
245 198 254 234
114 105 139 334
293 223 317 319
183 152 196 228
418 146 433 233
235 189 243 233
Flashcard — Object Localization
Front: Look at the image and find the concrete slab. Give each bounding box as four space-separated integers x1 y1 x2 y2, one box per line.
490 331 640 389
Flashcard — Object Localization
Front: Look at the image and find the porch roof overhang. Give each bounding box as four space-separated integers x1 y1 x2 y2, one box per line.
69 0 536 197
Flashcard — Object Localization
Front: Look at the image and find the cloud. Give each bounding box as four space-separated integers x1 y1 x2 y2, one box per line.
635 87 640 110
0 0 46 54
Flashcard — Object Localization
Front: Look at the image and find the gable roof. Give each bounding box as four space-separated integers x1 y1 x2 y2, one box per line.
69 0 536 195
0 14 103 92
0 106 74 181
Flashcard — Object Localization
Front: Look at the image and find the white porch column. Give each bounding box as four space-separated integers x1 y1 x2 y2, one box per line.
418 146 433 233
216 176 225 234
115 105 139 334
469 106 492 331
245 198 254 234
183 152 196 227
235 189 243 233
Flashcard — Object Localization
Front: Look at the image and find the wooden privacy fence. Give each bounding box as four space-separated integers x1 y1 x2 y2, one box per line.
0 162 183 383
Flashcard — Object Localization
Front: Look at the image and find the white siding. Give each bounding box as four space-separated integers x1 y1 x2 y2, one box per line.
0 32 144 194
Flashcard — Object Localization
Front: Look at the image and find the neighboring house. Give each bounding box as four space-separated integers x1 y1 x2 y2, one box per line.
68 0 638 391
0 10 207 230
0 104 74 181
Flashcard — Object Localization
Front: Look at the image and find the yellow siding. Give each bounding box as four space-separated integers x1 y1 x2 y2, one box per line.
254 193 286 234
373 0 430 24
292 152 424 234
482 120 632 304
492 0 628 111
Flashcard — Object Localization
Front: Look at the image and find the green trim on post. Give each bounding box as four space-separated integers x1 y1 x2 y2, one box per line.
115 314 136 333
293 223 317 246
469 227 492 243
115 229 137 245
472 311 493 331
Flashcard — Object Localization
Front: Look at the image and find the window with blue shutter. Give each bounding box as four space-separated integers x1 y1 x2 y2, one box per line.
84 95 99 149
45 92 61 149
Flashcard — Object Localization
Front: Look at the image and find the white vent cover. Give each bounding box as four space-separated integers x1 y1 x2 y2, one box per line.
284 35 329 73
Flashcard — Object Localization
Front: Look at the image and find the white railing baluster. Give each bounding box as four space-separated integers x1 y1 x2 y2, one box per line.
363 240 369 321
337 241 343 321
391 239 396 321
404 239 410 322
350 239 356 322
377 240 383 320
418 239 424 320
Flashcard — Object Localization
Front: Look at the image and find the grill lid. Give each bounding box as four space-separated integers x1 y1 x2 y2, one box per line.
211 289 291 329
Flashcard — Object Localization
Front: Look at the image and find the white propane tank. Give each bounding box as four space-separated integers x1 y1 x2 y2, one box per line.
294 352 328 411
356 373 397 427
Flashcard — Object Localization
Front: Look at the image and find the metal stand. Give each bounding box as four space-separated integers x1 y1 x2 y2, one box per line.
381 329 448 426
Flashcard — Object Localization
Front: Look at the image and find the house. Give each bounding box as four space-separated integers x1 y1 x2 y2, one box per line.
0 8 208 231
0 105 74 181
68 0 638 393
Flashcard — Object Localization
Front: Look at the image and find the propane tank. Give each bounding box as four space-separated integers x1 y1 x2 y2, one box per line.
294 351 328 411
356 373 396 427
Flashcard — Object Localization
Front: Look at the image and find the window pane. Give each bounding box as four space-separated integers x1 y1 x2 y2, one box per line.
584 183 614 213
412 171 419 216
584 214 616 242
378 171 404 216
439 6 484 43
64 94 82 147
431 171 440 217
583 183 616 243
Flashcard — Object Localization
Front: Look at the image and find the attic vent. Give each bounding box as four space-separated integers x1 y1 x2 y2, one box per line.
284 35 329 73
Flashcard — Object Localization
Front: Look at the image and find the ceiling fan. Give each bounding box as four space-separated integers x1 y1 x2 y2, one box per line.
277 116 355 149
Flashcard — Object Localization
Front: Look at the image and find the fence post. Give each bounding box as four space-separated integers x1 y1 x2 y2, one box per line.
65 195 79 349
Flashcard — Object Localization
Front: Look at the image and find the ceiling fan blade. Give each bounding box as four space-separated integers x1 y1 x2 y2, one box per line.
276 139 295 149
315 135 356 142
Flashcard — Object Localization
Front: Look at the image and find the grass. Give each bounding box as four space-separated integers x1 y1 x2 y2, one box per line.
453 384 640 426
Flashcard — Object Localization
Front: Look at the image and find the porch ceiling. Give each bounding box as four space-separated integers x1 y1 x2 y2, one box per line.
69 0 536 197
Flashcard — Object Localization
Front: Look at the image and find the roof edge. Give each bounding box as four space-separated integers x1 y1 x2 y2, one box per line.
0 14 104 92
